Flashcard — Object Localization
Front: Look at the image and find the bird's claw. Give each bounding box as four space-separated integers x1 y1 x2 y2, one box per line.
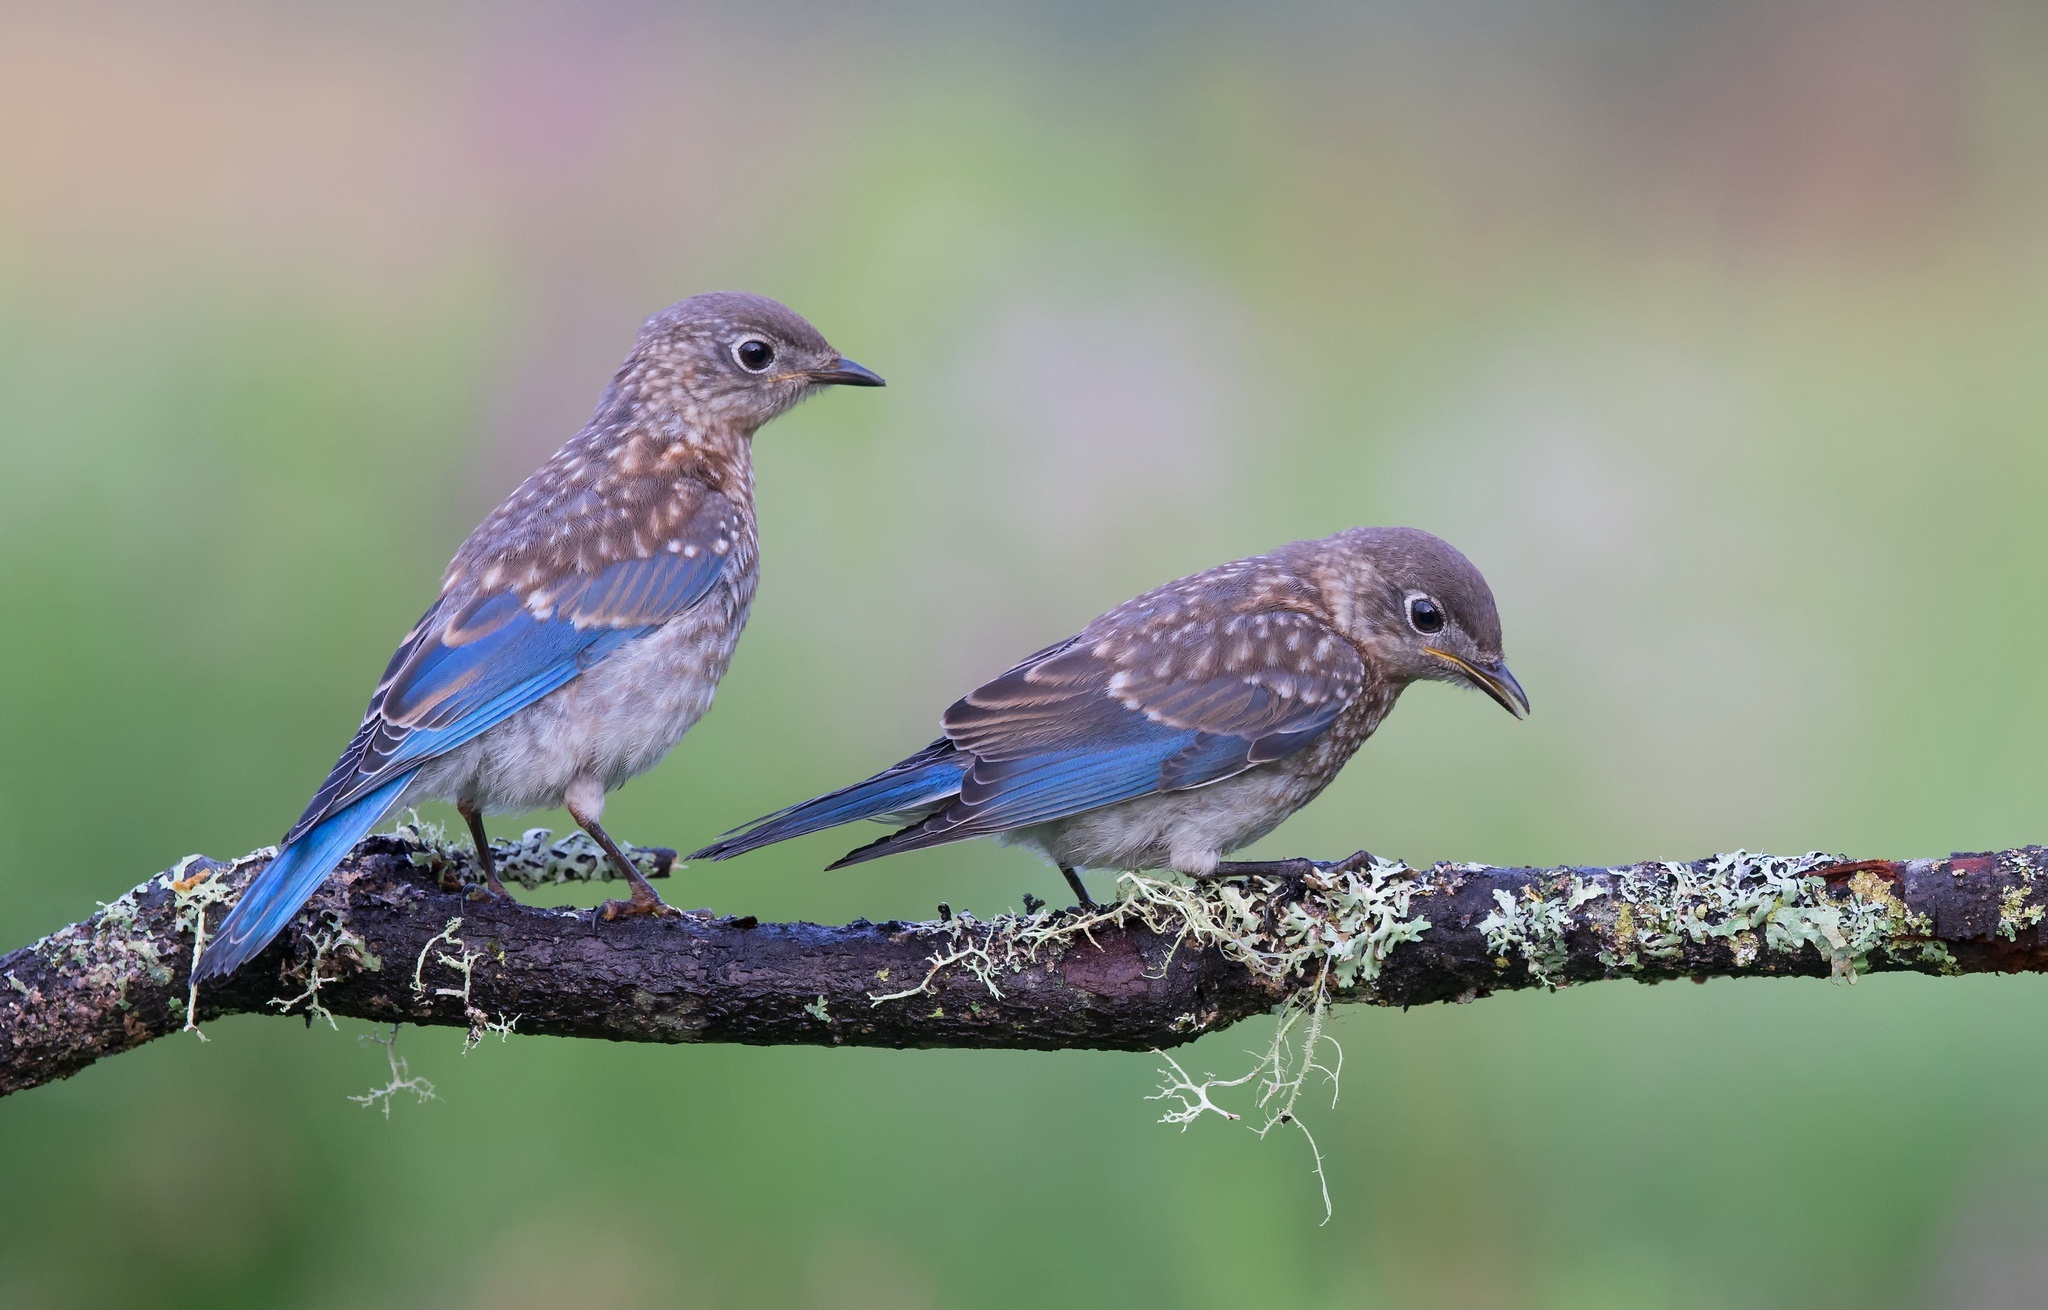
1314 849 1379 878
1191 850 1380 884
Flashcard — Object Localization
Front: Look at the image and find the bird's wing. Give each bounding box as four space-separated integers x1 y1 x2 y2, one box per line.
283 488 745 842
838 601 1366 859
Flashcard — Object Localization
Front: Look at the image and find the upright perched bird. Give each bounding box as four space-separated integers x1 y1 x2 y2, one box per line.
195 293 883 981
693 528 1526 903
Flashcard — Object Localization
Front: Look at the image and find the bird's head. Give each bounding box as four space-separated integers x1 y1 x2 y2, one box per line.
1324 526 1528 718
634 291 884 432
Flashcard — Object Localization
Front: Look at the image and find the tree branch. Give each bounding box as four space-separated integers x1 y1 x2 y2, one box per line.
6 830 2048 1098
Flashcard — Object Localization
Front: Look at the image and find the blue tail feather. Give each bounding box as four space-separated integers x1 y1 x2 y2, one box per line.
194 771 416 981
690 748 966 862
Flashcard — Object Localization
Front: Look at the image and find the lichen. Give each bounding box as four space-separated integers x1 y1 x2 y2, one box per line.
1151 980 1343 1222
409 916 515 1052
268 914 378 1030
389 818 672 888
858 847 1964 1218
14 854 240 1041
871 859 1429 1007
868 857 1430 1223
1479 876 1607 987
1489 851 1944 984
167 853 245 1037
412 919 463 995
1996 852 2045 942
348 1025 437 1118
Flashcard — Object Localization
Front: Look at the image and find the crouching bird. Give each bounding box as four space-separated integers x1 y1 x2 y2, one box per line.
194 292 884 981
692 528 1527 906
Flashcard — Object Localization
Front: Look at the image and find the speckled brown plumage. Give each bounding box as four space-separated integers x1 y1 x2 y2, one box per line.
197 292 882 980
696 527 1527 897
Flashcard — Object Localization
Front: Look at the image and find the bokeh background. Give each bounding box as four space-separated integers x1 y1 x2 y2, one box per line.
5 2 2048 1306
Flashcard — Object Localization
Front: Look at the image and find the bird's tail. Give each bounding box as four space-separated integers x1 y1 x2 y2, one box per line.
690 741 966 862
193 771 416 982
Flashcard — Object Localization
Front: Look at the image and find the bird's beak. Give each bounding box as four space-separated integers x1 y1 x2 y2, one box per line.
806 356 886 387
1424 648 1530 719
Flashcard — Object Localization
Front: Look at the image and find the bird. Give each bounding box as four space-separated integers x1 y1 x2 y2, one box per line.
691 527 1527 906
194 292 884 981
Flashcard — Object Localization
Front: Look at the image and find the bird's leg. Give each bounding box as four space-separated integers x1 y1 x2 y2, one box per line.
1190 850 1380 883
1059 865 1097 910
568 799 680 921
457 800 507 898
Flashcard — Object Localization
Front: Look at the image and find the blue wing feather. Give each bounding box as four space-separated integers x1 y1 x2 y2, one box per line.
702 600 1367 870
203 524 736 982
826 721 1267 867
295 548 727 836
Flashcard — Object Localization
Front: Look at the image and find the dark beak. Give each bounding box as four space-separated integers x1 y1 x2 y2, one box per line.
806 356 886 387
1425 648 1531 719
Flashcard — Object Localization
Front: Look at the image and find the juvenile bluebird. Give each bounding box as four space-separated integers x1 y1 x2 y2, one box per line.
195 293 883 981
692 528 1526 905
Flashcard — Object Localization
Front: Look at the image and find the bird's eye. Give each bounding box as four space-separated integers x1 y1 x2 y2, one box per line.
733 338 776 372
1408 596 1445 634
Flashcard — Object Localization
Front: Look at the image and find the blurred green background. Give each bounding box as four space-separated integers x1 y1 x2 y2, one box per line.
5 2 2048 1306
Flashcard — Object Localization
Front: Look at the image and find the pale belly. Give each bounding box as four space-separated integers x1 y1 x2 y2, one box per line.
999 717 1375 876
401 571 755 816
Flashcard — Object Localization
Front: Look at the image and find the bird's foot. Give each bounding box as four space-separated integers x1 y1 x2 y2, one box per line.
1191 850 1379 883
1319 849 1380 877
1191 857 1320 882
598 886 683 921
466 877 513 903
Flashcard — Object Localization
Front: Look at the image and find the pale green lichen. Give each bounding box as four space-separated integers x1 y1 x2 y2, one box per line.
412 919 463 995
869 858 1431 1223
390 817 673 888
472 1013 519 1045
803 995 831 1023
862 848 1969 1220
348 1025 437 1118
168 853 246 1037
870 860 1429 1005
1996 852 2044 942
1638 852 1928 979
1479 876 1607 987
268 915 379 1030
407 916 515 1052
1484 851 1945 985
430 939 482 1005
17 857 222 1037
1152 981 1344 1221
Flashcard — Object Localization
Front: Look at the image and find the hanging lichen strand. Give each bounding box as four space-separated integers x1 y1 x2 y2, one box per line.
848 850 1995 1218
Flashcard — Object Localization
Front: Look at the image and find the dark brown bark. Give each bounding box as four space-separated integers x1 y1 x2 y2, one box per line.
5 836 2048 1098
